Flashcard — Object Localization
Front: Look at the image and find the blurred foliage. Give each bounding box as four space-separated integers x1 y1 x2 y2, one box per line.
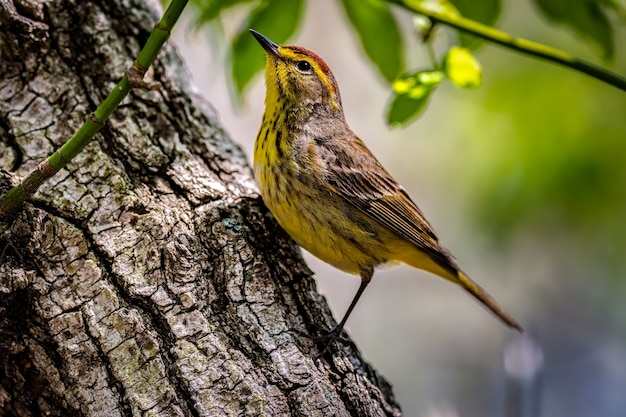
186 0 304 95
230 0 304 95
450 0 501 49
340 0 404 83
387 45 482 126
533 0 617 59
185 0 624 123
442 46 482 89
190 0 256 24
452 63 626 272
388 70 443 125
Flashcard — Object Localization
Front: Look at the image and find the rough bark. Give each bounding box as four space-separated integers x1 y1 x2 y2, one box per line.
0 0 401 416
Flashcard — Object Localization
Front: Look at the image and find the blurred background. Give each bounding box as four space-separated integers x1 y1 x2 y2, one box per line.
171 1 626 416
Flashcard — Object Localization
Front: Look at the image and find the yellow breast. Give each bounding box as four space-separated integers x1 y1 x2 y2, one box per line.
254 125 393 274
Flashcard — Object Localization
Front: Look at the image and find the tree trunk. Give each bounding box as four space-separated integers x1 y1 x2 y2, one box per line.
0 0 401 415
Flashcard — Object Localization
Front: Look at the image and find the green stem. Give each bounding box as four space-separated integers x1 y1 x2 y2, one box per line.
0 0 189 217
426 41 439 69
390 0 626 91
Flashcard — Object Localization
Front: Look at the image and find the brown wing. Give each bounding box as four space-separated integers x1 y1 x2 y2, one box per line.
318 133 454 266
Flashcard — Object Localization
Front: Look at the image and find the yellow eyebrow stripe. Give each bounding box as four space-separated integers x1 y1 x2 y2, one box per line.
279 46 339 109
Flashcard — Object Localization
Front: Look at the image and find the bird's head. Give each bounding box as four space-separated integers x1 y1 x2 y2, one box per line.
250 29 342 113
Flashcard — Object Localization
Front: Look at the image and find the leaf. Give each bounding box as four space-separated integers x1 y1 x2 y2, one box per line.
387 92 435 126
450 0 501 49
393 70 444 93
192 0 257 25
387 70 443 126
230 0 305 96
598 0 626 17
341 0 404 83
533 0 614 59
442 47 482 89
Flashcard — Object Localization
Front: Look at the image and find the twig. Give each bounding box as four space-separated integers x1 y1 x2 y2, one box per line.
0 0 189 217
389 0 626 91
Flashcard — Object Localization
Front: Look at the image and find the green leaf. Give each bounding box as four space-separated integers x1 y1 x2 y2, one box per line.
450 0 501 49
341 0 404 83
393 70 444 92
230 0 305 96
442 46 482 89
599 0 626 17
192 0 257 25
387 91 435 126
387 70 442 126
533 0 614 59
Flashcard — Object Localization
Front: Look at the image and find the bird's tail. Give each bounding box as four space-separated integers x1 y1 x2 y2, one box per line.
400 247 523 332
456 270 523 333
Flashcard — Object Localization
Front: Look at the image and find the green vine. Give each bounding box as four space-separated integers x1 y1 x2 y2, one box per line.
390 0 626 91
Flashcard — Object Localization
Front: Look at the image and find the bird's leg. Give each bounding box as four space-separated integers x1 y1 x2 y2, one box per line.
302 267 373 355
327 270 372 339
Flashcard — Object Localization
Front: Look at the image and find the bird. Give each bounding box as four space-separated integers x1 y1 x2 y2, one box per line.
249 29 522 348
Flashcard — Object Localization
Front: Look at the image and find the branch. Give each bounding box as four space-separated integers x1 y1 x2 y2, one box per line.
389 0 626 92
0 0 189 217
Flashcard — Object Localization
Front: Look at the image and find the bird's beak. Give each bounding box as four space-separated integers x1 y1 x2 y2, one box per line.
249 29 280 58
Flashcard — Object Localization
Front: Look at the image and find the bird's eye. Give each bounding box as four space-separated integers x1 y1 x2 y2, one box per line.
295 60 313 73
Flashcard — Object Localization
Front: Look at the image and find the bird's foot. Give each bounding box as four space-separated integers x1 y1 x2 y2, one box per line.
295 324 350 357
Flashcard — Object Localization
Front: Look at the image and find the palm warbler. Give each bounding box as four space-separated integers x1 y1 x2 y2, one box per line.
250 29 522 344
